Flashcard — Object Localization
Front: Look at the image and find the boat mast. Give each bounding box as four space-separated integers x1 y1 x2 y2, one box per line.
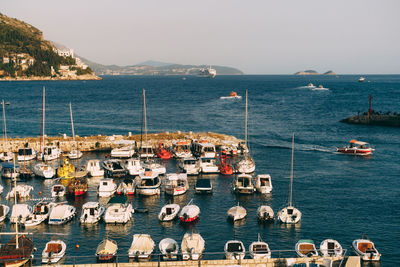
13 156 19 249
289 133 294 207
40 86 46 158
2 100 8 153
142 89 149 161
244 90 248 149
69 102 75 142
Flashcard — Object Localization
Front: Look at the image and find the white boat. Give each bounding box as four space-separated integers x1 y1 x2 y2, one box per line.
312 85 329 91
136 169 161 196
179 200 200 223
249 234 271 259
227 203 247 221
142 160 166 175
220 91 242 99
359 77 365 82
255 174 273 194
352 235 380 261
48 203 76 225
171 140 192 159
179 157 200 175
6 184 34 199
0 152 13 162
0 184 2 194
111 144 136 158
0 204 10 222
158 203 180 222
320 239 343 257
181 232 205 260
86 159 104 177
192 141 217 158
96 237 118 262
198 66 216 78
128 234 155 262
67 102 83 159
24 201 54 227
278 133 302 224
295 239 318 257
33 162 55 179
10 204 32 223
98 178 117 197
80 202 105 224
67 149 82 159
165 173 189 196
17 147 37 161
224 240 245 260
102 159 128 178
306 83 316 89
257 205 274 222
0 100 14 162
1 162 19 179
195 179 213 194
233 173 255 194
199 157 219 173
103 196 133 224
124 158 144 176
51 184 66 197
116 178 135 195
42 239 67 263
159 238 179 260
139 143 155 158
37 146 62 161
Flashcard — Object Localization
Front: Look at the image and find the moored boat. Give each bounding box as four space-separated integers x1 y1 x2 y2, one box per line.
181 232 205 260
85 159 104 177
249 234 271 259
0 235 34 267
24 201 54 227
136 169 161 196
51 184 66 197
320 239 343 257
37 146 62 161
233 173 255 194
195 178 213 194
199 157 219 173
224 240 245 260
96 238 118 262
179 157 200 175
155 143 171 159
1 162 19 179
295 239 318 257
257 205 274 222
80 202 105 224
98 178 117 197
33 162 55 179
158 203 180 222
255 174 273 194
102 159 128 178
219 153 234 175
17 147 37 162
139 143 154 158
48 203 76 225
171 140 192 159
111 144 136 158
128 234 155 262
67 177 88 196
352 235 380 261
41 239 66 263
116 178 135 195
159 238 179 260
10 204 32 224
0 204 10 222
6 184 33 199
124 158 144 176
337 140 374 155
103 196 133 224
165 173 189 196
227 203 247 221
179 200 200 223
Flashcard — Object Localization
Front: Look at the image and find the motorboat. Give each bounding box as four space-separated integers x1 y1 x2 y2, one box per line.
102 159 128 178
179 157 200 175
159 238 179 260
6 184 34 199
165 173 189 196
312 84 329 91
337 140 374 155
67 177 88 196
80 201 105 224
0 184 2 194
19 165 34 180
116 178 135 195
41 239 66 263
37 146 62 161
96 237 118 262
98 178 117 197
139 143 155 158
10 204 32 223
136 169 161 196
224 240 245 260
181 232 205 260
111 144 136 158
158 203 180 222
255 174 273 194
249 234 271 259
155 143 172 159
124 158 144 176
1 162 19 179
198 65 216 78
24 201 54 227
320 239 343 257
295 239 318 257
195 179 213 194
86 159 104 177
233 173 255 194
219 153 234 175
257 205 274 222
220 91 242 99
33 162 56 179
51 184 66 197
227 203 246 221
352 235 380 261
17 147 37 161
48 203 76 225
359 77 365 82
67 149 83 159
199 157 219 173
0 235 34 267
0 151 13 162
57 158 75 178
128 234 155 262
171 140 192 159
142 160 166 175
235 155 256 174
306 83 316 89
103 196 133 224
0 204 10 222
192 140 217 158
179 200 200 223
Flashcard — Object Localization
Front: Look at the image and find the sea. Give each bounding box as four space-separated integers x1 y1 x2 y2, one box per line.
0 75 399 266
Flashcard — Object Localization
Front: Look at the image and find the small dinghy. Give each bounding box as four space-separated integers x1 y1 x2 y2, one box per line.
80 202 105 224
257 205 274 222
0 204 10 222
159 238 179 260
10 204 32 223
255 174 273 194
48 203 76 225
320 239 343 257
181 232 205 260
158 203 180 222
51 184 66 197
249 234 271 259
352 235 381 261
165 173 189 196
42 239 67 263
179 200 200 223
227 203 246 221
295 239 318 257
25 201 54 227
128 234 155 262
6 184 33 199
96 237 118 262
224 240 245 260
98 178 117 197
116 178 135 195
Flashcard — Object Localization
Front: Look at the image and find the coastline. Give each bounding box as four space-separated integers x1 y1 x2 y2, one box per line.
0 74 102 81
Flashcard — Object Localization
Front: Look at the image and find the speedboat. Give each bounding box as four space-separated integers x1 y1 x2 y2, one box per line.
103 196 133 224
195 179 213 194
80 202 105 224
165 173 189 196
98 178 117 197
257 205 274 222
312 84 329 90
17 147 37 161
171 140 192 159
6 184 34 199
24 201 54 227
1 162 19 179
337 140 374 155
352 235 380 261
111 144 136 158
33 162 56 179
306 83 316 89
249 234 271 259
67 149 83 159
10 204 32 223
102 159 128 178
96 237 118 262
320 239 343 257
158 203 180 222
128 234 155 262
181 232 205 260
179 200 200 223
179 157 200 175
155 143 172 159
255 174 273 194
159 238 179 260
227 203 246 221
220 91 242 99
116 178 135 195
233 173 255 194
42 239 66 263
48 203 76 225
124 158 144 176
199 157 219 173
86 159 104 177
136 169 161 196
0 204 10 222
37 146 62 161
192 140 217 158
51 184 66 197
224 240 245 260
295 239 318 257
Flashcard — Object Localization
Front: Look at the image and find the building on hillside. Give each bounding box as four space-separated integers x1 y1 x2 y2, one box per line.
57 48 74 58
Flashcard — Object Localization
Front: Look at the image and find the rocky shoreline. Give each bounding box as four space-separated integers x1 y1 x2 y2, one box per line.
0 74 102 81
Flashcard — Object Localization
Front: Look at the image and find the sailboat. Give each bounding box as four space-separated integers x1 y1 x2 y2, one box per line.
235 90 255 174
0 100 14 162
67 102 83 159
277 133 302 224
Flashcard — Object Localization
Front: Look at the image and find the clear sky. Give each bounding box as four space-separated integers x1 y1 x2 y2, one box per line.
2 0 399 74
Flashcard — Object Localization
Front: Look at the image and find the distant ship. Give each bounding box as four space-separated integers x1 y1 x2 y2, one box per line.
198 66 216 78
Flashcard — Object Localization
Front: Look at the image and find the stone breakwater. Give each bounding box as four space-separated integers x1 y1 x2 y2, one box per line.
0 131 242 153
341 113 400 127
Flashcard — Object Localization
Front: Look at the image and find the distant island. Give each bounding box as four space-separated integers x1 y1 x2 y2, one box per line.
294 70 337 76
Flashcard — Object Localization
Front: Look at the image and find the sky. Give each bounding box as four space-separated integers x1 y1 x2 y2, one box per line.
1 0 400 74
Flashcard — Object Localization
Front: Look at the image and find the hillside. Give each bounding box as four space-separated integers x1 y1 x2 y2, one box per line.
295 70 337 76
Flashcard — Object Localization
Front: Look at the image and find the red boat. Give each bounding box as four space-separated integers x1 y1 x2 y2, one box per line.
219 154 234 175
0 235 34 267
155 143 172 160
67 177 88 196
337 140 374 155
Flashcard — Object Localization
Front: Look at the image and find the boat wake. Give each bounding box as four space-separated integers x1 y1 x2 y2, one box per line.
259 143 334 153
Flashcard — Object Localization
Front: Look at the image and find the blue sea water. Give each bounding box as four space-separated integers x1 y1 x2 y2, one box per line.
0 75 399 265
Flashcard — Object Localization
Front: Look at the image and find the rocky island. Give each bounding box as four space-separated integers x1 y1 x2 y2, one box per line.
294 70 337 76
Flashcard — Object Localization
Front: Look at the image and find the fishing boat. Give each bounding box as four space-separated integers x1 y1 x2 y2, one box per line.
255 174 273 194
233 173 255 194
128 234 155 262
0 100 14 162
103 196 133 224
116 178 135 195
227 203 247 221
171 140 192 158
155 143 171 159
48 203 76 225
192 140 217 158
10 204 32 224
337 140 374 155
181 232 205 260
57 158 75 179
6 184 33 199
1 162 19 179
278 133 302 224
159 238 179 260
195 179 213 194
219 153 234 175
102 159 128 178
51 184 66 197
98 178 117 197
80 202 105 224
352 235 380 261
136 169 161 196
67 177 88 196
165 173 189 196
257 205 274 222
224 240 245 260
41 239 66 263
199 157 219 173
198 65 216 78
0 204 10 222
24 201 54 227
249 234 271 259
178 157 200 175
96 237 118 262
111 144 136 158
124 158 144 176
17 147 36 161
179 200 200 223
158 203 180 222
85 159 104 177
295 239 318 257
220 91 242 99
320 239 343 257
